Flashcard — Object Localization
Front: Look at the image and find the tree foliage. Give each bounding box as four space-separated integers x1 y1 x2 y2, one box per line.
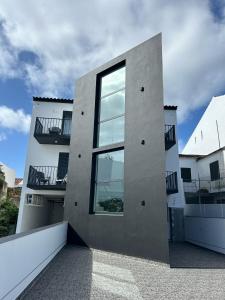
99 198 123 212
0 198 18 237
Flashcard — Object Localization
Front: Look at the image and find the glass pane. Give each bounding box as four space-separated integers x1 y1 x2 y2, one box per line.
94 181 124 213
101 66 125 97
98 116 124 147
62 119 71 135
100 90 125 121
96 150 124 182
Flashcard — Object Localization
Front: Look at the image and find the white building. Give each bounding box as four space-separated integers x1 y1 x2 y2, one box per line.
182 95 225 155
165 106 184 209
180 94 225 254
16 97 73 233
0 162 16 188
180 94 225 190
17 100 182 241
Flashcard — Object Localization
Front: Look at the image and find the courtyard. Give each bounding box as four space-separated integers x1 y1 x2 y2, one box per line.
19 242 225 299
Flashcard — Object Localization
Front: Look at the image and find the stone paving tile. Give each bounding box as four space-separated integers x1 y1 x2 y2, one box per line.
19 243 225 300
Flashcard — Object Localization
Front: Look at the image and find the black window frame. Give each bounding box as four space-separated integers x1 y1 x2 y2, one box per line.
57 152 69 180
181 167 192 183
90 60 126 215
210 160 220 181
93 60 126 149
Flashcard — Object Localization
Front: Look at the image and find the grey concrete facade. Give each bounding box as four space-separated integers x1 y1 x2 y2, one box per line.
64 34 169 262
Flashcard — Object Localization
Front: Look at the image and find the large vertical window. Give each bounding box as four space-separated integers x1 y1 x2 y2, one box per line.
92 62 125 214
94 150 124 213
97 65 125 147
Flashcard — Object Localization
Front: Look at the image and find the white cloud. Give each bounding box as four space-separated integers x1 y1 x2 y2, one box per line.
0 132 7 141
0 106 31 133
0 0 224 123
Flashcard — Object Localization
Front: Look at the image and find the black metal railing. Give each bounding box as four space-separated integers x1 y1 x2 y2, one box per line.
165 125 176 150
27 166 67 190
184 176 225 204
35 117 72 136
166 171 178 194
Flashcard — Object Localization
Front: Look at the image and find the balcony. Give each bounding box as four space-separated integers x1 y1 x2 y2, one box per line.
27 166 67 190
165 125 176 150
34 117 71 145
166 171 178 194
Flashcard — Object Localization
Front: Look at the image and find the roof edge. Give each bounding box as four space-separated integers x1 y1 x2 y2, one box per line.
33 97 74 104
179 154 204 158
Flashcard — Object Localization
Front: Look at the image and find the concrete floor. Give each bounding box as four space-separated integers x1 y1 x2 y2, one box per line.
20 243 225 300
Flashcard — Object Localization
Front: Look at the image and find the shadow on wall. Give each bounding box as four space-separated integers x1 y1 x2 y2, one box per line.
169 242 225 269
67 223 89 247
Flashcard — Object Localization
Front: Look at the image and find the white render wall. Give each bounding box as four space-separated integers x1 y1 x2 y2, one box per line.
17 100 73 233
0 222 67 300
180 150 225 182
183 95 225 155
0 163 16 188
197 150 225 179
164 109 185 208
185 217 225 255
179 157 198 180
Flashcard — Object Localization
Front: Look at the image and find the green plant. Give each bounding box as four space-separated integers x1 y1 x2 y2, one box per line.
0 198 19 237
99 197 123 212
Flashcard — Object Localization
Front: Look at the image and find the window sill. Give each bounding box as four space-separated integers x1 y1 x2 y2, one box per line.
91 213 124 216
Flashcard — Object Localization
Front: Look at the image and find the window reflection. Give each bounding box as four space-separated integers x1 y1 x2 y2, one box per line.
98 116 124 147
94 150 124 213
100 90 125 121
101 67 125 97
97 65 125 147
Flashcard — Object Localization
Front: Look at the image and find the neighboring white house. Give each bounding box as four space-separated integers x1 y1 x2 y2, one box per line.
0 162 16 188
180 94 225 191
180 94 225 254
16 97 73 233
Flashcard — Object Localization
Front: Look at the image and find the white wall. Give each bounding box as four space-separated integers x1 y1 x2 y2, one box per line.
179 156 198 180
0 221 68 300
0 163 16 188
17 100 73 233
185 204 225 218
183 95 225 155
180 150 225 193
164 109 185 208
197 150 225 180
185 217 225 255
20 199 50 232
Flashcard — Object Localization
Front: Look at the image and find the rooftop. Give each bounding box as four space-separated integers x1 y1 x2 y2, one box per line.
33 97 74 104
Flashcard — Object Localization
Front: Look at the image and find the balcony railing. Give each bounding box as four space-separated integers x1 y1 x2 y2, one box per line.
165 125 176 150
27 166 67 190
34 117 72 145
166 171 178 194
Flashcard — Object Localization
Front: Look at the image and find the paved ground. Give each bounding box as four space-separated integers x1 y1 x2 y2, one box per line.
170 242 225 268
20 243 225 300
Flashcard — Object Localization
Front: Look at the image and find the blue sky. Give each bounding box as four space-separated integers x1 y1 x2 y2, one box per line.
0 0 225 177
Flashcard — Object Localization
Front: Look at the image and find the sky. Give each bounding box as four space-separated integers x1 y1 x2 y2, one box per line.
0 0 225 177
